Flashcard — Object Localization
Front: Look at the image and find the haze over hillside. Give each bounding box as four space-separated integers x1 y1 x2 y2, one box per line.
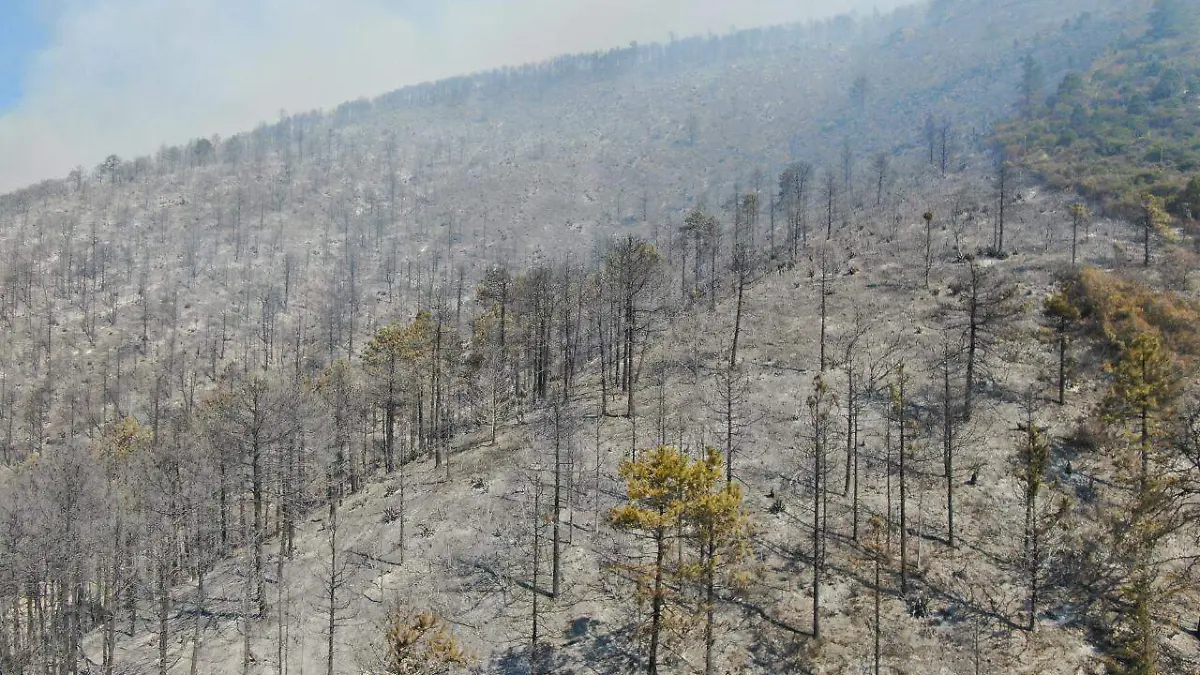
3 1 1200 674
0 0 913 192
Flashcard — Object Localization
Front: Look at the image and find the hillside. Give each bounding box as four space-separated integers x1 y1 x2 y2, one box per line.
0 0 1137 453
993 0 1200 221
33 160 1200 675
4 1 1200 675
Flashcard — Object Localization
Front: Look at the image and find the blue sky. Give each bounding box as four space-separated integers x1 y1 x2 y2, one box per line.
0 0 912 192
0 0 46 110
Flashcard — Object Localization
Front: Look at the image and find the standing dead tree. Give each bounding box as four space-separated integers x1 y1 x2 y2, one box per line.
805 376 837 639
941 258 1023 420
833 310 868 539
316 496 354 675
603 237 663 421
809 241 842 373
890 365 912 596
936 332 966 548
838 312 904 541
923 210 936 288
1012 391 1068 633
706 358 758 488
779 162 814 259
728 240 755 369
872 153 890 208
993 160 1011 256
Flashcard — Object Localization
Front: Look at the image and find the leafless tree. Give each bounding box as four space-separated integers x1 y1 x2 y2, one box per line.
942 258 1023 419
316 497 354 675
779 162 813 258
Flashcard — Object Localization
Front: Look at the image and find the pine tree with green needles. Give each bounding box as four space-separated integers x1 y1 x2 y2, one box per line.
1042 286 1081 405
611 446 749 675
1102 332 1177 490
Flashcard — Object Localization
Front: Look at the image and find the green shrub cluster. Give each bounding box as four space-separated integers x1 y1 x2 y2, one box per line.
993 4 1200 224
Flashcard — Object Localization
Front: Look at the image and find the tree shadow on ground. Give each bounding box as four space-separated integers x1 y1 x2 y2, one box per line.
487 616 641 675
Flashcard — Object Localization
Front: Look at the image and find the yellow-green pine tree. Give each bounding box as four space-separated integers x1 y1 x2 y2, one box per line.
1140 194 1171 267
611 446 741 674
1103 332 1177 489
1101 333 1182 674
1042 286 1081 405
681 448 751 675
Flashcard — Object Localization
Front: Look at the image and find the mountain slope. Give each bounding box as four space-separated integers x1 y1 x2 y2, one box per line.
993 0 1200 220
7 2 1199 675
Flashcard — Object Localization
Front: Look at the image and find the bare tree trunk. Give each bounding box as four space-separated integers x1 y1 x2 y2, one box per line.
819 269 828 372
252 433 266 618
104 514 123 675
703 536 716 675
713 362 748 489
964 272 979 420
190 570 205 675
433 311 444 470
995 163 1007 254
852 399 860 541
1143 217 1151 267
813 432 822 639
943 350 955 548
648 526 665 675
730 262 747 369
810 378 828 640
626 297 636 418
531 479 542 675
593 417 604 544
242 545 252 675
874 554 882 674
316 457 357 675
1070 216 1078 265
552 405 563 600
384 370 396 473
399 424 407 565
1057 319 1067 406
157 555 169 675
898 370 909 596
885 421 893 552
596 309 609 417
845 366 854 497
277 531 287 675
924 213 934 288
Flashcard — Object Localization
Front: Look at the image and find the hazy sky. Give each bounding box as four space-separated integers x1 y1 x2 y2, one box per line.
0 0 915 193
